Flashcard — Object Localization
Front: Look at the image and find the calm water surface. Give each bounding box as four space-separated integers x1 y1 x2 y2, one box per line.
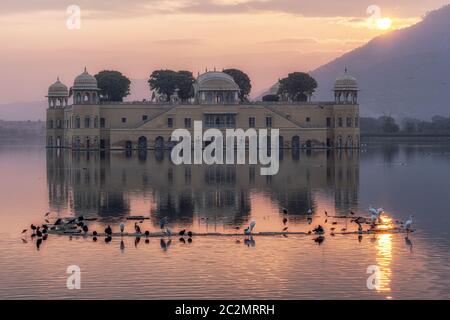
0 143 449 299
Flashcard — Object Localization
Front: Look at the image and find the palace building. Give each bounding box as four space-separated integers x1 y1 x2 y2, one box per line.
46 69 360 150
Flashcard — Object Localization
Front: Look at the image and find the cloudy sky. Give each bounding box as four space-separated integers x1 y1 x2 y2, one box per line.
0 0 448 103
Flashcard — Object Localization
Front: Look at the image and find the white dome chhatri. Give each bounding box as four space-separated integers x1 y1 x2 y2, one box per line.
72 67 100 105
334 69 358 91
194 70 240 104
334 68 358 104
73 67 100 91
195 71 240 91
47 78 68 97
47 77 69 108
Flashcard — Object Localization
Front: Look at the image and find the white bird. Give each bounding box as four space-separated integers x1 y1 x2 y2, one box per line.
404 215 414 231
369 206 384 223
165 228 173 237
244 220 256 235
369 205 381 216
307 209 312 215
119 222 125 235
370 211 379 224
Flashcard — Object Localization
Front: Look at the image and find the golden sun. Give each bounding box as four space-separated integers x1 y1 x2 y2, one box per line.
376 17 392 30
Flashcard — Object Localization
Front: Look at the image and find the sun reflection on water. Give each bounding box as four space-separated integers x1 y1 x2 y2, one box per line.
375 233 393 292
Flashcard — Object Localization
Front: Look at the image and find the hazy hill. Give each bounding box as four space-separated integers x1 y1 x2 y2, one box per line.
0 79 150 121
311 5 450 120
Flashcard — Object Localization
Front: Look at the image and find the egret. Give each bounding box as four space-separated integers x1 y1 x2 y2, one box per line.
244 220 256 235
166 228 173 237
307 209 312 215
119 222 125 235
404 215 414 231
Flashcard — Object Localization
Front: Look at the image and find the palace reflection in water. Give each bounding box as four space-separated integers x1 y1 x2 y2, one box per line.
4 143 450 299
46 148 360 229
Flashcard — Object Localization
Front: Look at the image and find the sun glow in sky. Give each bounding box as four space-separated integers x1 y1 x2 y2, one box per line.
0 0 447 105
376 17 393 30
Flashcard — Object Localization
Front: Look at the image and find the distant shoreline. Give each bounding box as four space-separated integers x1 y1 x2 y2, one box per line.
361 134 450 143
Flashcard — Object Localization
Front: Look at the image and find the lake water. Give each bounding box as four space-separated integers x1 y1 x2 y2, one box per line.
0 143 449 299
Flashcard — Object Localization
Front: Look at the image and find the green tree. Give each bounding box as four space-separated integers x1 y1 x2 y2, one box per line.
379 116 399 133
148 70 178 102
223 68 252 102
94 70 131 102
262 94 280 102
148 70 194 102
278 72 317 102
175 71 195 101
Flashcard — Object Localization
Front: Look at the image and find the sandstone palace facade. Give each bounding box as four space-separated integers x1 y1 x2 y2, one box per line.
46 69 360 150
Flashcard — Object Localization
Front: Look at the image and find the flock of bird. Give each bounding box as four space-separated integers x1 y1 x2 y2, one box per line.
22 206 415 249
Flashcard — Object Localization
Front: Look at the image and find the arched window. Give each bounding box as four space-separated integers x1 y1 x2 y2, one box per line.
138 136 148 149
292 135 300 149
279 136 284 149
155 136 164 149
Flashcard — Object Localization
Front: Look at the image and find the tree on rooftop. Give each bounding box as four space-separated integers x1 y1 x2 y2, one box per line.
95 70 131 102
223 68 252 102
278 72 317 102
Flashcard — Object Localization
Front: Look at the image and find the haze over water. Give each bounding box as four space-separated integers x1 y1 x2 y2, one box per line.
0 143 449 299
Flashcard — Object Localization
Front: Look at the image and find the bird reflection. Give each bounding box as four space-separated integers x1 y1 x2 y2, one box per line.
120 240 125 253
134 237 141 248
244 236 256 247
313 236 325 245
36 238 43 250
160 238 172 251
404 236 413 253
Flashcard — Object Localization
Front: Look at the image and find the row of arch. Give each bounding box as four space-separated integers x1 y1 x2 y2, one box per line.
74 91 99 104
121 135 359 150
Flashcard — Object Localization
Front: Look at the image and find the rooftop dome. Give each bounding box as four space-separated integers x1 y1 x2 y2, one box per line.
73 67 99 90
194 71 240 91
47 78 68 97
334 70 358 91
